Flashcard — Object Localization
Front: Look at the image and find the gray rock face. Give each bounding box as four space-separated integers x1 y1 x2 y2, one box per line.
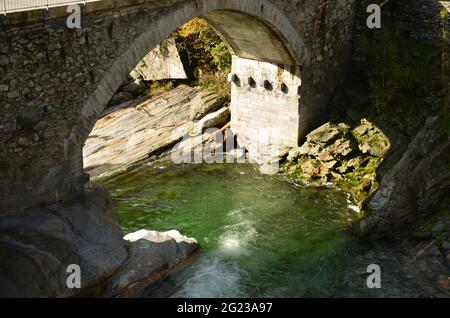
443 240 450 251
84 85 228 178
0 188 128 297
132 38 187 81
306 122 342 145
103 229 200 298
359 117 450 236
432 220 447 235
189 91 227 121
284 120 387 203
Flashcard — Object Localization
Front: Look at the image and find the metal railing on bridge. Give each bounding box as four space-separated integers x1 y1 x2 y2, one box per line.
1 0 103 15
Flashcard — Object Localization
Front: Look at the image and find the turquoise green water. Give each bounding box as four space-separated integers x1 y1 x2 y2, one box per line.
96 158 443 297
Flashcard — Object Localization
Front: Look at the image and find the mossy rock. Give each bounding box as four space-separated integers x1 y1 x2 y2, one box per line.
283 120 387 207
306 122 343 145
352 119 391 158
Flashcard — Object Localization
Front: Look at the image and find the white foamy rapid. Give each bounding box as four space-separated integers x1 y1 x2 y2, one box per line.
171 207 258 298
171 254 248 298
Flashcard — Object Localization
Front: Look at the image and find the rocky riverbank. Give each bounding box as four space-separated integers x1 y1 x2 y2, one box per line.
0 187 200 297
282 116 449 239
356 116 450 237
104 229 200 298
346 230 450 295
84 84 230 179
283 119 391 209
281 116 450 292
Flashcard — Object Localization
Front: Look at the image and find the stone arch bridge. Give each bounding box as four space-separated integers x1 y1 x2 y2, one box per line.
0 0 355 215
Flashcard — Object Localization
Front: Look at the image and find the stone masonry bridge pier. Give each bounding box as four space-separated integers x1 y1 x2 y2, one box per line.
0 0 355 216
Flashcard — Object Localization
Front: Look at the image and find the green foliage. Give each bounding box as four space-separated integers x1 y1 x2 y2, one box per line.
349 22 444 138
170 18 231 99
440 7 449 21
197 72 231 100
211 41 232 70
340 157 381 204
146 18 232 99
175 18 231 73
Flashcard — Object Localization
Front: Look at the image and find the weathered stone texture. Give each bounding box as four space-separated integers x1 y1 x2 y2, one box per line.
0 188 128 297
391 0 450 45
132 37 187 81
230 55 302 163
0 0 356 214
357 117 450 237
84 85 228 178
103 229 200 298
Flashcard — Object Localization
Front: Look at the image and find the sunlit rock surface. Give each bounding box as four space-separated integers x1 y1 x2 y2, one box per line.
283 119 390 204
83 85 228 178
132 38 187 81
103 229 200 298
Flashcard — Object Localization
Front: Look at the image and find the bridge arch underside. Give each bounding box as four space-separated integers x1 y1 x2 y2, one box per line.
79 4 308 166
1 0 316 215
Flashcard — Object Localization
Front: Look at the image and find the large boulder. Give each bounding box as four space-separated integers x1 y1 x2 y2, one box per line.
0 188 128 297
306 122 342 145
103 229 200 298
132 38 187 81
356 116 450 236
284 120 388 202
84 85 228 177
297 122 356 159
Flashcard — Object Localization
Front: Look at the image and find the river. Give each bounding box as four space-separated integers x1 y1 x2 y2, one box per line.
93 157 447 298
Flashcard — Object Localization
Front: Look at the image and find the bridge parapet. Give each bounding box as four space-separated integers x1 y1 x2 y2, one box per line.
1 0 102 14
0 0 166 25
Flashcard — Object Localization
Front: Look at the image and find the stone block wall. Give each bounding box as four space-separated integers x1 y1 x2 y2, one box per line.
391 0 450 45
353 0 450 48
230 56 301 163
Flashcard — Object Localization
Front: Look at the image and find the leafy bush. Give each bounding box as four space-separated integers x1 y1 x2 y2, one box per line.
211 41 232 71
174 18 231 74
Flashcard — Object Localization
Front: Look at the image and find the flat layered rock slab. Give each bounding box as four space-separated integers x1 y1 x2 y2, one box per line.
84 85 199 178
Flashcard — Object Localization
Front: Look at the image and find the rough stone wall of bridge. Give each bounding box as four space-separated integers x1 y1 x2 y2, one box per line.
392 0 450 45
0 0 356 215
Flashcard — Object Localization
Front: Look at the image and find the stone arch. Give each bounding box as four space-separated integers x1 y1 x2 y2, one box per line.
76 0 309 146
